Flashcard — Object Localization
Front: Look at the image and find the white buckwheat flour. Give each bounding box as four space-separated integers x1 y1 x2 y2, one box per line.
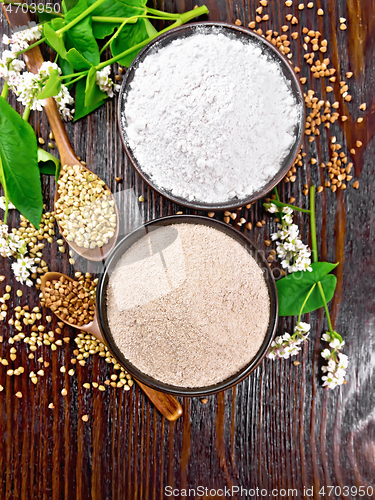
123 30 301 203
106 223 270 388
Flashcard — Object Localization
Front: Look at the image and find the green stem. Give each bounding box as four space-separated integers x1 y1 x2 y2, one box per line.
66 73 86 86
22 106 30 121
145 6 181 18
60 70 88 80
0 156 9 225
96 5 208 70
91 16 139 23
98 15 178 56
317 281 334 334
99 17 134 56
273 186 285 228
309 185 318 263
1 82 9 99
297 283 316 323
16 37 45 57
56 0 107 35
3 198 9 225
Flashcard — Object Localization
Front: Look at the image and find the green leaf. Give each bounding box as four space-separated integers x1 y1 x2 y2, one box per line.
63 0 80 11
276 262 339 316
74 78 107 121
51 18 66 30
116 0 147 7
65 17 100 66
143 18 158 37
84 66 108 108
110 18 152 67
65 0 100 66
37 68 61 99
37 11 62 22
0 97 43 227
64 0 88 21
37 148 61 182
66 48 93 70
43 22 67 59
90 0 146 39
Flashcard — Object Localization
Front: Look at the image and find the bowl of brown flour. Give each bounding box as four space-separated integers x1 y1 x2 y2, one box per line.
118 22 305 211
96 216 277 396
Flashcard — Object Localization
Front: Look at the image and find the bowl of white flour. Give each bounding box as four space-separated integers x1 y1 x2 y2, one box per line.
118 23 305 210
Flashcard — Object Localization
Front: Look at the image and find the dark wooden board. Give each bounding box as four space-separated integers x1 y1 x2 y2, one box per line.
1 0 375 498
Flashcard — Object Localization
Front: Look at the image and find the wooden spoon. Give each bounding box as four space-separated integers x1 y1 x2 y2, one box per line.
40 272 183 421
3 8 119 262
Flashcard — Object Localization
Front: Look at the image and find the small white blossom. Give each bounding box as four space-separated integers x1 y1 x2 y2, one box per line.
0 197 16 211
282 206 293 215
321 348 331 360
321 331 347 389
265 202 278 213
0 49 25 89
270 211 312 274
1 24 42 89
0 221 35 286
267 321 311 359
11 255 36 287
329 338 344 349
95 66 120 97
2 23 43 52
0 237 13 257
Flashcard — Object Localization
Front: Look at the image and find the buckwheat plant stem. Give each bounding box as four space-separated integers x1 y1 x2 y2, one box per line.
309 185 318 263
0 156 9 224
22 105 30 121
56 0 107 35
145 7 181 18
273 187 285 228
60 71 87 80
66 74 86 86
16 37 45 57
309 185 338 336
297 282 316 323
95 5 209 70
98 15 179 55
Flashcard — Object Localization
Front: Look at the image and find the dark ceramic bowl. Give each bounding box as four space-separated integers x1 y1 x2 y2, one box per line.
96 215 278 397
118 22 305 211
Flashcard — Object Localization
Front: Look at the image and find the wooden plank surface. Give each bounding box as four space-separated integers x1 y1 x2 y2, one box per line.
1 0 375 498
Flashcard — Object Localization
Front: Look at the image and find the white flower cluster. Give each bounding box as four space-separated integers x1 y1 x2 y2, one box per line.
11 255 37 287
2 23 43 52
1 24 42 91
267 322 311 359
14 61 75 119
96 66 120 97
321 333 348 389
1 27 74 121
265 203 312 273
0 196 15 211
0 222 35 287
0 50 25 90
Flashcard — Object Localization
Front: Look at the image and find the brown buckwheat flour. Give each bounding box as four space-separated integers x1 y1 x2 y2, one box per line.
107 223 270 387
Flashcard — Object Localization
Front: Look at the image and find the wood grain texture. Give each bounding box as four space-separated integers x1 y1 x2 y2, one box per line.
1 0 375 498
